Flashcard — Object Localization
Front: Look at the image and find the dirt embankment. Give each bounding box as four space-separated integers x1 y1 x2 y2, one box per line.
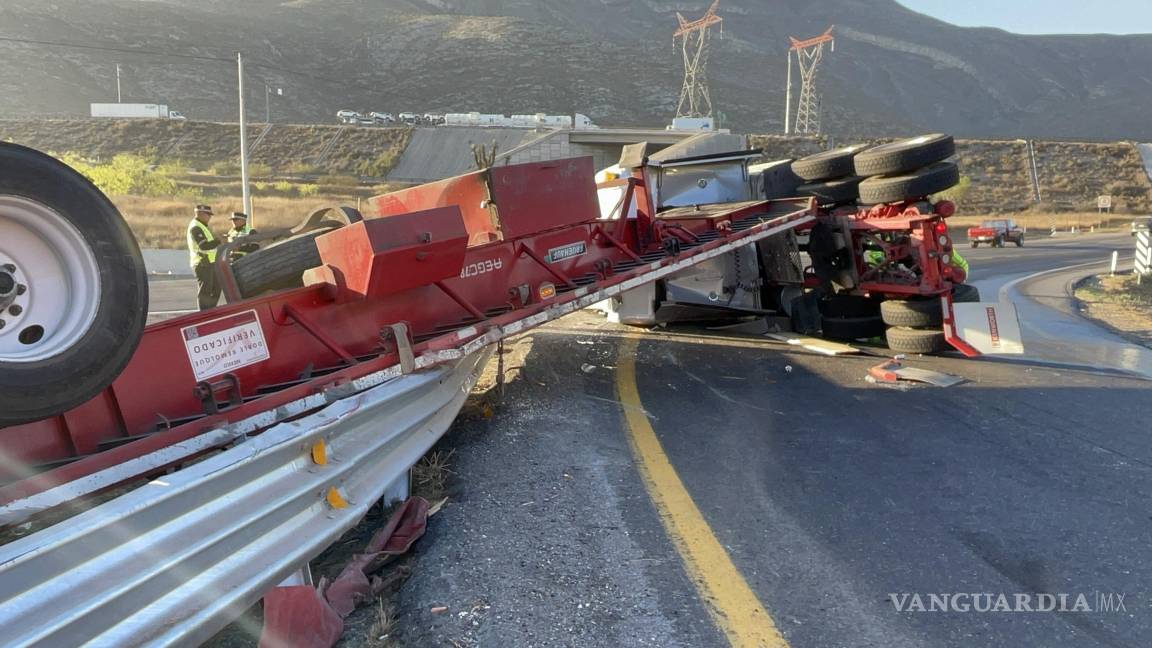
0 119 411 176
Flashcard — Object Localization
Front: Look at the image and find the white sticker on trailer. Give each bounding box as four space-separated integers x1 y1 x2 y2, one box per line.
953 302 1025 355
181 309 271 381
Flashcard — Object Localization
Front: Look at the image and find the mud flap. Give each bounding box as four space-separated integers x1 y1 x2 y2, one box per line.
942 296 1024 356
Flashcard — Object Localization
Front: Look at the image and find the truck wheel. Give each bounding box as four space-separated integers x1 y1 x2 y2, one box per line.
885 327 945 354
994 235 1004 248
970 241 979 248
791 145 868 182
952 283 981 303
1015 236 1024 248
858 162 960 205
797 176 863 205
880 299 943 327
0 142 148 427
818 295 881 318
820 315 885 341
853 134 955 177
232 227 337 298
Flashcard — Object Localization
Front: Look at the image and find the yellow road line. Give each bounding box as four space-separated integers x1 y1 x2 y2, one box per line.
615 337 790 648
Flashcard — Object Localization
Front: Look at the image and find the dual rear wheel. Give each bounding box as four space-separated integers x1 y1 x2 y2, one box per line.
0 143 148 427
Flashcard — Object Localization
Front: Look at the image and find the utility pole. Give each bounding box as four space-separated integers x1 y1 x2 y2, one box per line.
673 0 723 120
784 50 792 134
115 64 122 103
237 53 253 223
787 26 835 135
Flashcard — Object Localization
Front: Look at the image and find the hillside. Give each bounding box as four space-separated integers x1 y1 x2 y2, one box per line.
4 119 1148 217
0 1 1151 139
0 120 411 176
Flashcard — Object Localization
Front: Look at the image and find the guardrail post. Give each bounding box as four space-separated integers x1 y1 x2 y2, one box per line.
1110 250 1119 276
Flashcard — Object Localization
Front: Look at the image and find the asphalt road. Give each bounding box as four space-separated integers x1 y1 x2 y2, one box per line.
390 232 1152 648
147 277 198 319
964 232 1133 298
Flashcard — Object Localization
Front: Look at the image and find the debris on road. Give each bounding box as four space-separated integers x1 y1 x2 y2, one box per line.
766 332 861 356
867 358 965 387
259 497 432 648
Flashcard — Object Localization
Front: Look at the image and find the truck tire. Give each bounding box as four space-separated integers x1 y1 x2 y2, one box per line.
797 176 863 205
952 283 981 303
233 227 337 298
791 145 868 182
994 235 1004 248
970 241 979 248
818 295 881 318
880 298 943 328
0 142 148 427
820 315 885 340
858 162 960 205
885 327 946 354
1015 235 1024 248
853 134 954 177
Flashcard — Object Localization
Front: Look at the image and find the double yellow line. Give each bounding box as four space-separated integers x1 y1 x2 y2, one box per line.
615 337 789 648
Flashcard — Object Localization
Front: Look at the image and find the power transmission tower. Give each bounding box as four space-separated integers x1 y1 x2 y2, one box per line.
785 26 834 135
673 0 723 119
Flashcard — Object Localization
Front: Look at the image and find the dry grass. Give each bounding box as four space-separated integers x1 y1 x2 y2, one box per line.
113 194 360 248
411 450 455 501
1075 274 1152 347
364 601 397 648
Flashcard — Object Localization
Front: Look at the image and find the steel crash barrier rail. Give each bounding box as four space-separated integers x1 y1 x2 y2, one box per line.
0 348 491 648
0 206 816 646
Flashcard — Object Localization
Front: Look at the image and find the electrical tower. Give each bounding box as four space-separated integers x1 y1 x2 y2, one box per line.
674 0 723 119
784 26 834 135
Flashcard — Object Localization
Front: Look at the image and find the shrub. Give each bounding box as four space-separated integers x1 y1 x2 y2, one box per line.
57 152 179 198
354 150 398 177
297 183 320 197
319 175 359 187
210 160 240 176
936 175 971 206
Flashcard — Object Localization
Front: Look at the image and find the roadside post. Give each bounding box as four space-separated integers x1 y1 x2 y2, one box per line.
1136 231 1151 284
1110 250 1119 276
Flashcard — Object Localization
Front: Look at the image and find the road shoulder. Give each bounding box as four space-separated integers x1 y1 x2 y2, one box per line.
391 323 723 648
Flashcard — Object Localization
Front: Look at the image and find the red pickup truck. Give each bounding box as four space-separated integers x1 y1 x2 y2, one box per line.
967 219 1024 248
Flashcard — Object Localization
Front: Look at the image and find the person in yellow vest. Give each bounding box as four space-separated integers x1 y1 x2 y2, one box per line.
226 212 256 260
187 204 222 310
951 248 969 281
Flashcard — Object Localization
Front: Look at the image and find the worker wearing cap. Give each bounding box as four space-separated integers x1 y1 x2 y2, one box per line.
226 212 255 259
187 204 222 310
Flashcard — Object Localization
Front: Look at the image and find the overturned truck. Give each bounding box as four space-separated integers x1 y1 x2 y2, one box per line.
596 133 976 355
0 132 996 645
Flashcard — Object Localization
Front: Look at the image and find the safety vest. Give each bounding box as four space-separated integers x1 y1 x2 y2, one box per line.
226 225 251 243
951 249 969 274
187 219 217 267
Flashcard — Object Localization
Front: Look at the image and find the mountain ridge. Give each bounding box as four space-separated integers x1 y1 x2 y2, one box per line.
0 0 1149 139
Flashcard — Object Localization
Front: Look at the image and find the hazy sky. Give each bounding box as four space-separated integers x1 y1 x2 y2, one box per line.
898 0 1152 34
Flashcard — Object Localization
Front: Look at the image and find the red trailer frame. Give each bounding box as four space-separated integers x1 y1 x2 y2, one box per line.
0 154 973 518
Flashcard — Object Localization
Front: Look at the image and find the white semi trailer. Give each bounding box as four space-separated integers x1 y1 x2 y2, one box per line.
90 103 186 120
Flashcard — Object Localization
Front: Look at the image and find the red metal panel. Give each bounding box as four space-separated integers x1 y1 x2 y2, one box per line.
366 169 499 247
314 207 469 299
487 158 599 240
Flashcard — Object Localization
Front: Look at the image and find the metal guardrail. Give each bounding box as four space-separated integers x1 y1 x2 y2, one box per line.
0 206 815 646
0 346 492 647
